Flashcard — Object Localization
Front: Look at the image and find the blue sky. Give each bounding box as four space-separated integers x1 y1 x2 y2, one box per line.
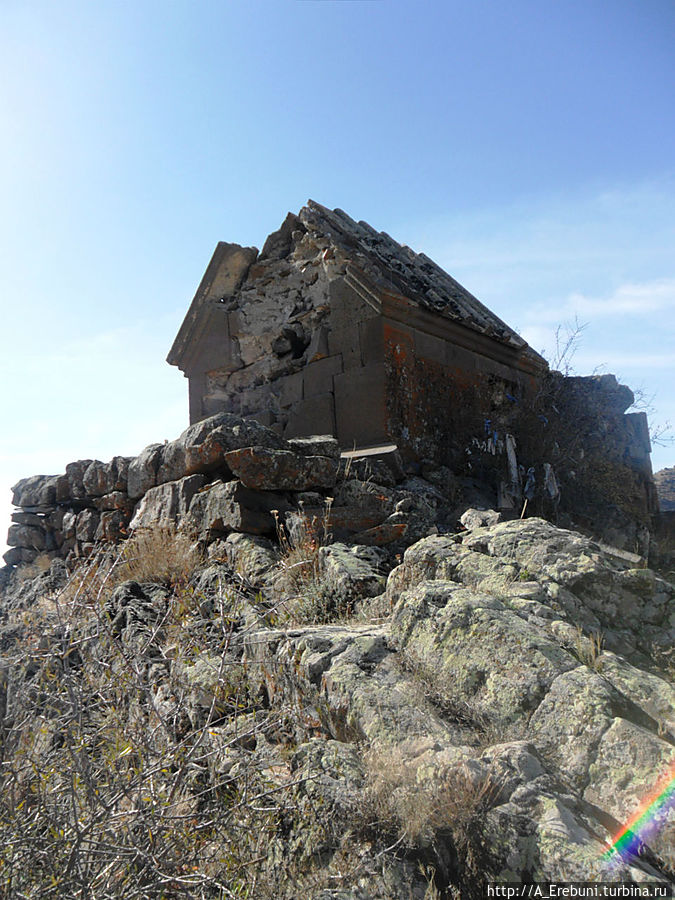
1 0 674 554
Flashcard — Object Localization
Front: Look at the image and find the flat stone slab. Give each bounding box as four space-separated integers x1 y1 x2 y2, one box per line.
224 446 338 491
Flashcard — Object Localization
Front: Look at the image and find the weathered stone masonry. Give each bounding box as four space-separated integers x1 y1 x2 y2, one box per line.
167 200 658 548
167 202 547 455
2 202 662 569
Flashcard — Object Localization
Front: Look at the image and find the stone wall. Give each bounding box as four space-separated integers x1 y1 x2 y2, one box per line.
384 338 657 554
3 413 420 570
177 221 388 449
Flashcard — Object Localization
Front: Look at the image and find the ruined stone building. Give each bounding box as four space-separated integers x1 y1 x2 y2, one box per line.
168 201 657 547
167 201 547 457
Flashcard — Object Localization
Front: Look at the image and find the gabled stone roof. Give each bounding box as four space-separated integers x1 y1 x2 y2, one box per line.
168 200 547 373
300 200 537 356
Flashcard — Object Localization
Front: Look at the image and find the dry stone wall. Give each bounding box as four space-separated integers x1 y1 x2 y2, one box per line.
4 413 425 570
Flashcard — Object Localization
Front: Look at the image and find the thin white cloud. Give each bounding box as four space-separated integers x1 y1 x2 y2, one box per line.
567 278 675 318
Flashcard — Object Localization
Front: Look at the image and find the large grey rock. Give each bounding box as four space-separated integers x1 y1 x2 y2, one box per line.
156 413 291 485
65 460 94 500
129 474 206 530
222 532 278 586
127 443 163 499
377 517 674 881
460 507 502 530
244 623 460 747
186 480 284 537
224 446 338 491
389 518 674 665
583 718 675 863
7 523 47 551
10 511 46 527
83 456 131 497
96 491 134 514
95 510 130 543
317 543 385 603
75 509 100 543
11 474 60 509
286 435 341 459
3 547 39 566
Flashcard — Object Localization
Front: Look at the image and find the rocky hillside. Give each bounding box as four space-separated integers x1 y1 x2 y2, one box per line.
656 467 675 512
0 414 673 897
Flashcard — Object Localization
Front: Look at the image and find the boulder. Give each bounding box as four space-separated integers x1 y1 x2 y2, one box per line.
459 507 502 530
3 547 38 566
65 460 94 500
286 435 340 460
343 449 405 486
583 717 675 863
127 443 163 500
83 457 131 497
96 491 134 514
286 504 387 540
54 473 71 502
95 510 129 543
221 532 278 586
186 480 285 537
244 623 456 746
61 510 78 540
156 413 290 485
7 523 47 551
75 509 100 543
224 446 338 491
317 543 385 603
129 474 206 530
11 474 59 509
10 511 45 527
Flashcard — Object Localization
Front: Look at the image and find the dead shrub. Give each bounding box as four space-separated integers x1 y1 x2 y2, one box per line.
398 645 527 748
119 523 203 585
15 552 54 583
0 540 303 899
272 500 348 624
360 743 500 872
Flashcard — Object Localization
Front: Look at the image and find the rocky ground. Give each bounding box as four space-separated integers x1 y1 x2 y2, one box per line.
0 416 673 897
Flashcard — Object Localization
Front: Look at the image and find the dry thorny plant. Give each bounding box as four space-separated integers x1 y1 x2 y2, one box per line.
0 534 315 899
360 743 501 881
271 499 350 624
397 646 527 750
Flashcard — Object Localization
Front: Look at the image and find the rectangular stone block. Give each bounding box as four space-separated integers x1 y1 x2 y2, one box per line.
446 342 480 373
333 365 386 449
244 410 275 427
327 324 361 369
413 328 446 365
283 393 336 439
303 355 343 398
359 318 383 365
276 371 304 408
186 480 286 537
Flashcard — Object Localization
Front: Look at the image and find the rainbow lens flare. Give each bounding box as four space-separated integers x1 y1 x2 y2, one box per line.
603 763 675 862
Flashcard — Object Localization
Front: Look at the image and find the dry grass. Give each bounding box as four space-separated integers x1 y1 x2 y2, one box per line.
118 524 203 585
573 627 605 672
271 500 349 624
14 551 54 583
398 645 527 748
360 743 500 858
0 532 302 899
